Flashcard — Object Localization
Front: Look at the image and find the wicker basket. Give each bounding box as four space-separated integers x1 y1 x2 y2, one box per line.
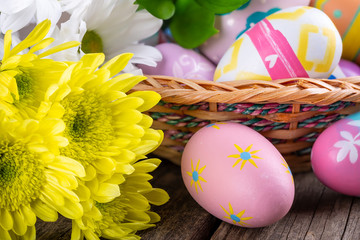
133 75 360 172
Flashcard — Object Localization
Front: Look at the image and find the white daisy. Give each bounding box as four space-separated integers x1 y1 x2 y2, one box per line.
78 0 163 73
0 0 62 34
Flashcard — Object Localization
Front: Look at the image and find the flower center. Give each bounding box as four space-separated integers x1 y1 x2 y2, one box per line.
230 214 241 222
15 71 34 101
240 152 251 160
0 141 45 211
60 91 115 167
192 171 199 182
81 30 104 54
95 197 127 226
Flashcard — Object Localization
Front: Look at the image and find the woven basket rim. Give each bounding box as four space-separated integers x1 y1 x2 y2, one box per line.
132 75 360 105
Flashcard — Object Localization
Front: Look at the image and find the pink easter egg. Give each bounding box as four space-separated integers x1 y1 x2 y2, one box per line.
339 59 360 77
139 43 215 81
199 0 310 64
312 112 360 196
181 122 295 227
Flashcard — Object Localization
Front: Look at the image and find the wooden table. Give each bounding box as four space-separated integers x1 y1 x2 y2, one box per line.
36 159 360 240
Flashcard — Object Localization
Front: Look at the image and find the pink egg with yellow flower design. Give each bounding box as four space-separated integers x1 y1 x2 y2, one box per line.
312 112 360 196
181 122 295 227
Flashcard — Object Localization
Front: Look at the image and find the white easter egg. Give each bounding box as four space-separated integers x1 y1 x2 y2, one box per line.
214 6 343 82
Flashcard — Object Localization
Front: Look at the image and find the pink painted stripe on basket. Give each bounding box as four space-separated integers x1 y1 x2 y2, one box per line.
246 19 309 80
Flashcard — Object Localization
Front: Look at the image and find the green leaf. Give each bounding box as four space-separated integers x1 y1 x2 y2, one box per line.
169 0 218 48
135 0 176 20
195 0 250 14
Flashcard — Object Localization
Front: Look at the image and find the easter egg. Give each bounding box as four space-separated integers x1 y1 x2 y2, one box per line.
181 122 295 227
214 6 343 82
139 43 215 81
310 0 360 65
200 0 310 64
339 59 360 77
311 112 360 196
329 65 345 79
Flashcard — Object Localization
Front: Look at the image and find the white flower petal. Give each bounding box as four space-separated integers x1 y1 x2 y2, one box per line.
0 0 33 14
124 10 163 44
337 145 350 163
121 44 162 66
348 120 360 127
0 5 36 33
334 140 351 148
59 0 91 13
35 0 62 35
340 131 354 141
349 146 359 164
83 0 117 29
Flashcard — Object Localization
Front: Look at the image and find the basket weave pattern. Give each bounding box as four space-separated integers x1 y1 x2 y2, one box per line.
133 75 360 172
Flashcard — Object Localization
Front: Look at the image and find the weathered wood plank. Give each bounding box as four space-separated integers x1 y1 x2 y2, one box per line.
342 199 360 240
139 160 221 240
305 189 352 240
36 216 72 240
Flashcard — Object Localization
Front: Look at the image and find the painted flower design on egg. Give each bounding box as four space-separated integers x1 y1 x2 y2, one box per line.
172 54 215 80
220 203 252 226
228 144 262 170
334 131 360 164
186 159 207 193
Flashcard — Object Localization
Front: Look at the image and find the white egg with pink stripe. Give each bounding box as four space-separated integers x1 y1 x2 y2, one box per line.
214 6 343 82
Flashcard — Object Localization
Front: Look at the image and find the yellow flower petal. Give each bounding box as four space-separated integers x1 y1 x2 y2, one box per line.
94 183 120 203
0 208 13 230
92 157 116 174
111 97 143 110
55 198 83 220
133 159 161 173
10 20 51 56
126 193 150 210
0 227 11 240
22 225 36 240
128 91 161 112
140 188 170 206
137 114 153 129
80 53 105 74
31 200 58 222
0 55 22 70
111 75 146 93
101 53 133 78
21 205 36 226
115 163 134 175
38 41 80 59
51 156 86 178
28 38 54 54
12 210 27 236
124 209 151 223
2 30 12 61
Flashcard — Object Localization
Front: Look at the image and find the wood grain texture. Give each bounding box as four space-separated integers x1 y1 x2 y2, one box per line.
36 215 72 239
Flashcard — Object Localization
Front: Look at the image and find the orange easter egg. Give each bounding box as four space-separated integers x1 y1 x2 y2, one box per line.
311 0 360 65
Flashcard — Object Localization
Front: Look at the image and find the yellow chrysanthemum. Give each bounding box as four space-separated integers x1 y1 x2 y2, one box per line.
0 20 79 118
72 159 169 240
45 52 164 203
0 113 85 240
